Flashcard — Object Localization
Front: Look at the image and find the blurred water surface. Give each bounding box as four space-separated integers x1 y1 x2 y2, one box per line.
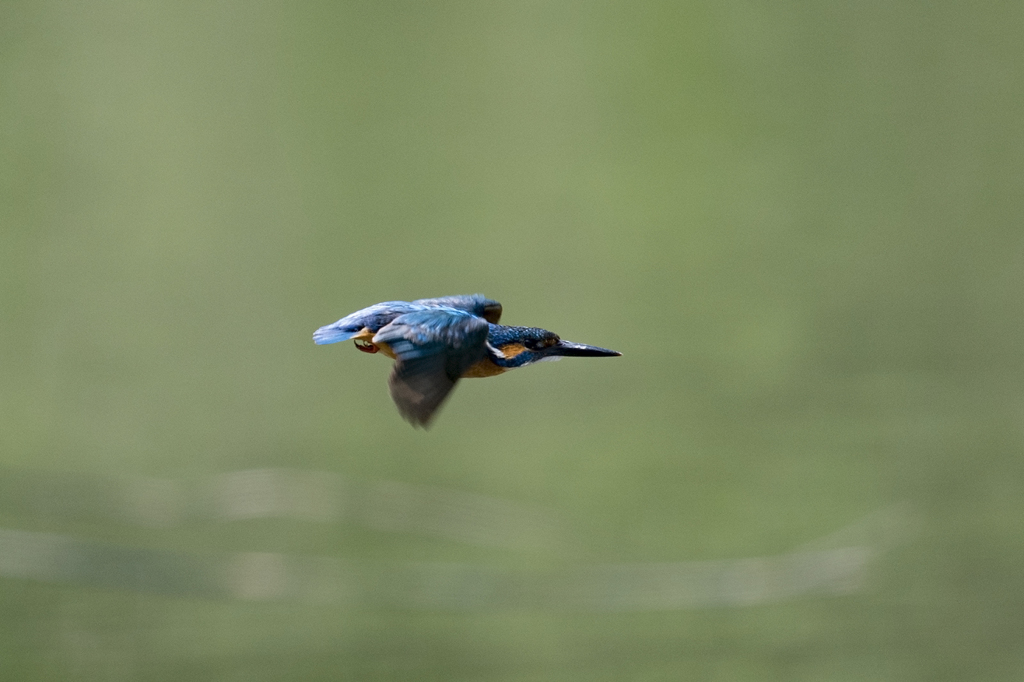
2 1 1023 680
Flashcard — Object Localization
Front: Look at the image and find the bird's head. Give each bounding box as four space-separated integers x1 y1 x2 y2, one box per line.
488 325 621 369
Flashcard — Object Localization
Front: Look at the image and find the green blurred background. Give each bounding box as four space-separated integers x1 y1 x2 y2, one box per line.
2 1 1023 680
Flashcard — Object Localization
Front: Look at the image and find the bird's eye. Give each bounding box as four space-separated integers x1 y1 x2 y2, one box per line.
529 336 558 350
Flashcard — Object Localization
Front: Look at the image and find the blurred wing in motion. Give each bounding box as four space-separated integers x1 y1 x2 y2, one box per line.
373 308 490 426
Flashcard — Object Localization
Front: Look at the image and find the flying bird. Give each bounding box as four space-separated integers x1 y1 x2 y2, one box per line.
313 294 620 427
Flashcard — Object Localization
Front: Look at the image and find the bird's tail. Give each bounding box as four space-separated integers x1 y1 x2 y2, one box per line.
313 325 360 345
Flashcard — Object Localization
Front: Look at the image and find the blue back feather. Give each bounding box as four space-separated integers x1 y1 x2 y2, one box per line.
313 296 499 345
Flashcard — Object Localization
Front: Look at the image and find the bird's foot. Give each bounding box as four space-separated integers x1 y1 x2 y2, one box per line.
354 340 378 354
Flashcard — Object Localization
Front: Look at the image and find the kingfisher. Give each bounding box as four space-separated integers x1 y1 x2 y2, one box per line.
313 294 621 427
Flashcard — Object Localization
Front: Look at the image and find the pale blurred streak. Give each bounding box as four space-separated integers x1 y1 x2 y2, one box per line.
0 528 219 598
0 530 878 610
571 548 869 611
215 469 341 523
0 467 565 551
0 471 912 611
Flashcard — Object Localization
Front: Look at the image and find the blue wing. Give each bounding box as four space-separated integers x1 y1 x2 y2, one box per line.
373 308 490 426
312 301 421 345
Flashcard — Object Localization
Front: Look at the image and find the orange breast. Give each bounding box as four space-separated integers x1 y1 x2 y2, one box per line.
461 357 507 378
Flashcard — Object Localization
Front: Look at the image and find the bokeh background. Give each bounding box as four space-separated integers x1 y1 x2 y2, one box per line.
3 1 1024 680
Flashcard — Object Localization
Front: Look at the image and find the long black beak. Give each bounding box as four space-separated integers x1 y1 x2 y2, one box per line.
549 339 622 357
